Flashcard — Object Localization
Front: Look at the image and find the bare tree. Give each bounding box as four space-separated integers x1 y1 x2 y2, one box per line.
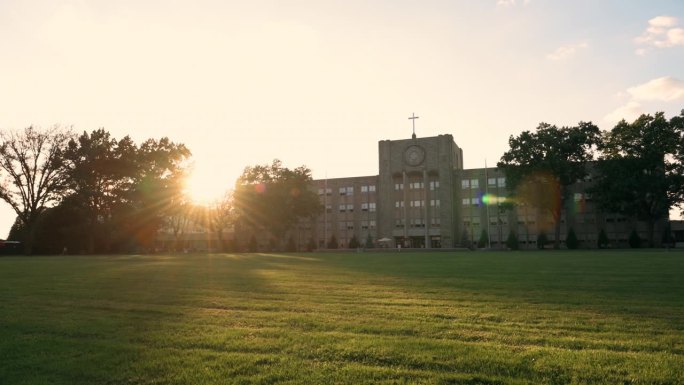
209 191 235 251
0 126 73 254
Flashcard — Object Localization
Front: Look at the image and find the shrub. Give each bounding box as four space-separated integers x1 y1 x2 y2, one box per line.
537 232 549 249
506 230 519 250
327 235 338 249
477 229 489 248
460 229 471 249
348 235 360 249
598 229 609 249
628 230 641 248
365 234 374 249
566 227 579 249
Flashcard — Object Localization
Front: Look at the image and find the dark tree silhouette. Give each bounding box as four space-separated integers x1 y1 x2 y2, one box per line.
498 122 600 249
234 159 321 248
0 126 73 254
592 111 683 247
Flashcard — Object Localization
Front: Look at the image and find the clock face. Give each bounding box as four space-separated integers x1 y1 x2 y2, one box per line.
405 145 425 166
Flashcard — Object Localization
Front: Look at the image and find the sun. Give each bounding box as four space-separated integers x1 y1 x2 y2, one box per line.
184 172 227 205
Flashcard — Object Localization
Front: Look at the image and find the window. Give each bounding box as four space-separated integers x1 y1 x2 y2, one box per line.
488 178 496 186
395 219 404 228
362 220 377 230
430 199 440 207
497 177 506 188
410 200 424 207
431 218 441 227
361 203 368 211
462 198 470 205
339 204 346 213
361 185 375 193
369 202 376 212
325 204 332 213
429 181 440 190
318 188 324 195
470 179 479 189
410 218 425 228
346 204 354 213
409 182 424 189
339 186 353 195
395 201 404 208
461 180 470 189
394 183 404 191
471 197 480 206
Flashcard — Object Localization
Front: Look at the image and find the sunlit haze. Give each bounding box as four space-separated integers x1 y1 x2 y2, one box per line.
2 0 684 237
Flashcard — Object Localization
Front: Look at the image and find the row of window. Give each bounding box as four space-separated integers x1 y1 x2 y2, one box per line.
317 185 376 196
394 181 441 191
394 218 441 228
337 203 377 213
335 220 377 231
396 200 441 208
462 177 506 189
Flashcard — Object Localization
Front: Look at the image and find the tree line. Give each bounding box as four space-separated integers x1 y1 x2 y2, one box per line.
1 127 191 254
498 110 684 248
2 110 683 254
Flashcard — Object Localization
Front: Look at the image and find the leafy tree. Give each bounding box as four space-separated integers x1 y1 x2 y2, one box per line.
505 230 519 250
0 126 73 254
207 191 235 252
63 130 139 253
593 111 684 247
598 229 609 249
234 160 321 248
537 232 549 249
477 229 489 248
127 138 191 250
628 230 641 249
566 227 579 249
498 122 600 249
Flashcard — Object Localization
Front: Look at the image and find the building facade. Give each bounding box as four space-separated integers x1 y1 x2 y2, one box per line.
301 133 668 250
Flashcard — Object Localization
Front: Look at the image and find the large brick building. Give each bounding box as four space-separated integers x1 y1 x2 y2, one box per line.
301 133 669 250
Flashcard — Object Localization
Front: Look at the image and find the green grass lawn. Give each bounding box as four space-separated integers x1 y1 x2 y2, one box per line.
1 251 683 385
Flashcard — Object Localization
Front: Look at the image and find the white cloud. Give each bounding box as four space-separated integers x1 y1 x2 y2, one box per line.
627 76 684 102
604 77 684 123
546 42 588 61
635 15 684 54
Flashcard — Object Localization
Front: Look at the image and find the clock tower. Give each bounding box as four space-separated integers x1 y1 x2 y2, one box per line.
377 134 463 248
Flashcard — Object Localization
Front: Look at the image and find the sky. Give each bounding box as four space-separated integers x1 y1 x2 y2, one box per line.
1 0 684 238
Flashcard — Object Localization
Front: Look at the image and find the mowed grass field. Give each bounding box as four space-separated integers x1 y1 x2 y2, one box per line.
1 251 683 385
